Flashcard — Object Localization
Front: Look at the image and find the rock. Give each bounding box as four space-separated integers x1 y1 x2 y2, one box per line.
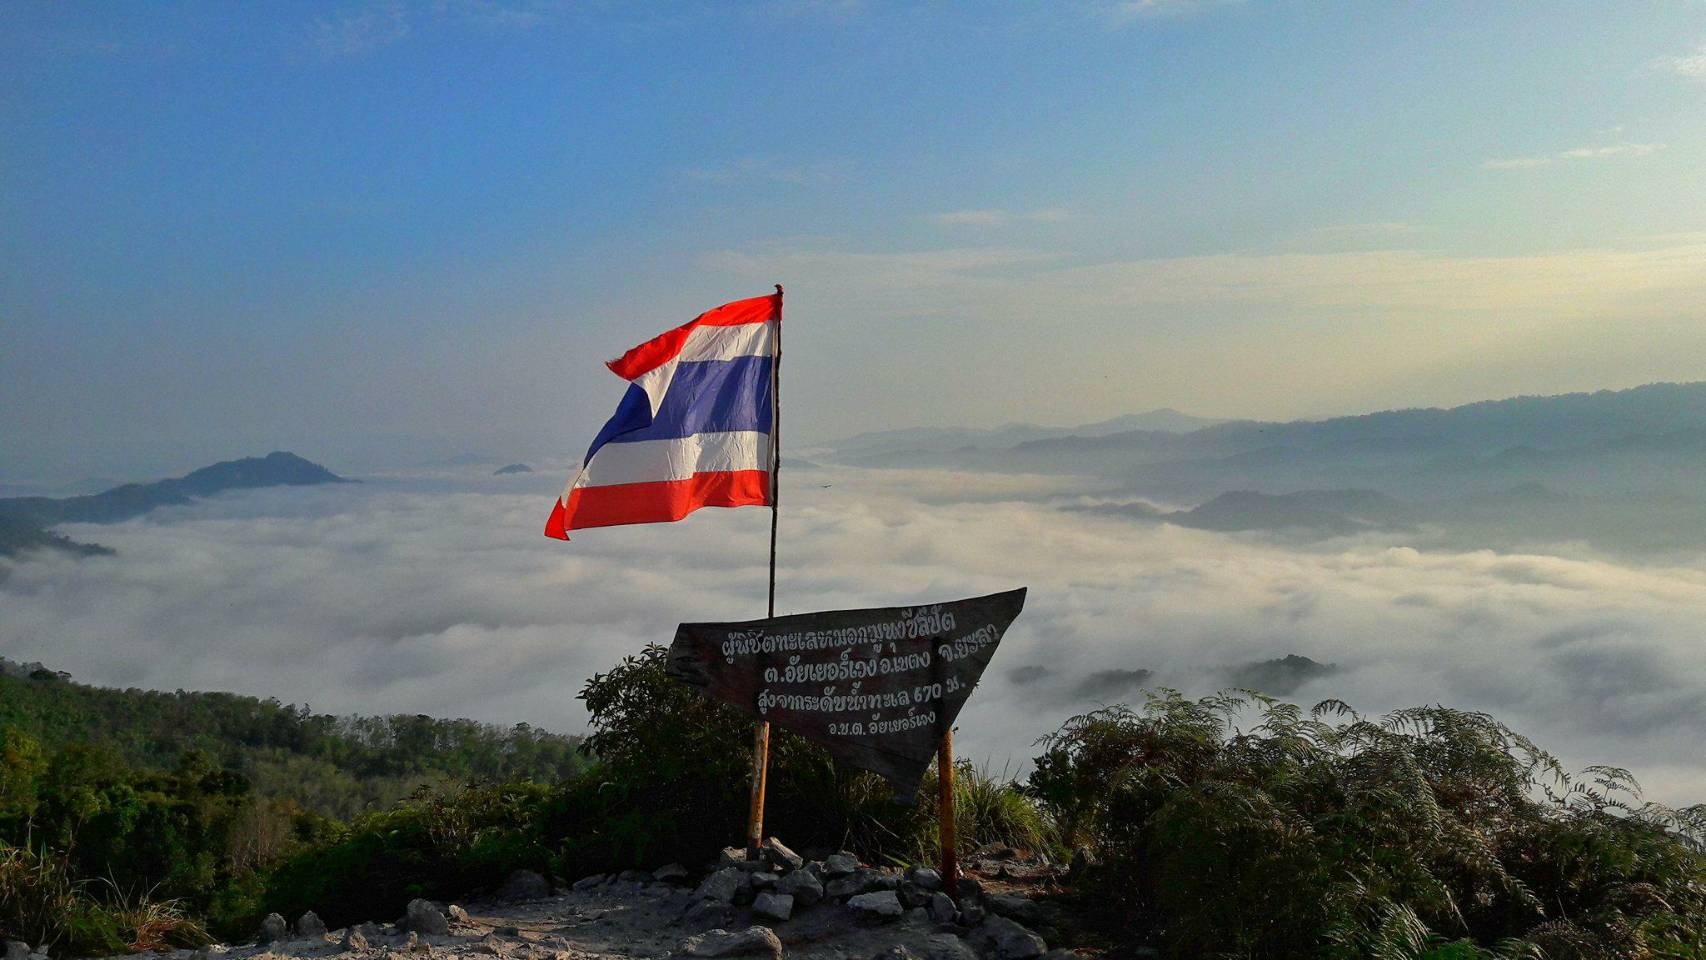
694 867 745 903
492 926 521 938
927 891 958 924
1041 951 1079 960
826 867 891 899
500 869 553 901
822 853 859 877
905 866 943 891
653 862 691 885
776 867 824 906
260 913 289 944
898 882 932 909
872 948 920 960
748 871 777 890
986 893 1049 926
677 926 783 959
341 928 368 952
403 931 433 954
751 891 793 922
957 876 986 900
969 916 1048 960
922 936 980 960
4 943 31 960
761 837 804 871
617 869 652 884
297 911 328 938
905 908 929 924
846 890 904 921
402 899 449 936
958 896 986 926
571 873 608 892
357 921 386 940
684 899 732 927
446 904 471 925
719 846 748 867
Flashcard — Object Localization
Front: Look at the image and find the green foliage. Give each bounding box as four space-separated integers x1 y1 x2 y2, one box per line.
0 667 588 953
0 671 588 821
260 781 557 933
0 844 207 957
9 648 1703 960
1031 691 1706 959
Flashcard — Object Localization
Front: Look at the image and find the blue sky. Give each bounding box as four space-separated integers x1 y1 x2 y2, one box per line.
4 1 1705 481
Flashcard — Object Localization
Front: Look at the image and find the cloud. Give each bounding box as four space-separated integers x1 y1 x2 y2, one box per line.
928 208 1072 228
309 3 410 58
1483 142 1664 170
1653 42 1706 80
4 465 1706 804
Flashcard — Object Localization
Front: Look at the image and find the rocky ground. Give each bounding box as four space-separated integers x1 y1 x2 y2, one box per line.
20 842 1093 960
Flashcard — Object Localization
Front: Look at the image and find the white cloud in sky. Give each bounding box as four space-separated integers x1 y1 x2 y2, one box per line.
1483 142 1664 170
4 466 1705 804
1653 41 1706 80
309 3 410 58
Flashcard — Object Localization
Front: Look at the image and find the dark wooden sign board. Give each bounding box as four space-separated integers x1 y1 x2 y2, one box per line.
666 587 1027 800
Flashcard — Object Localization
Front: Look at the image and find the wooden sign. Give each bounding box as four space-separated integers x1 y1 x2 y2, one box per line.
666 588 1027 798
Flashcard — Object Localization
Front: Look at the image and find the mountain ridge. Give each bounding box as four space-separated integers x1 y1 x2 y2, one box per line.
0 451 349 558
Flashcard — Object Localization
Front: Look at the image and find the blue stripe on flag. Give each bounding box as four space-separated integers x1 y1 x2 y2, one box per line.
606 355 773 445
582 383 653 466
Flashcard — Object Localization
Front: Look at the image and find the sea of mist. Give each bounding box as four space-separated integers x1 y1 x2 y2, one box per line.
2 462 1703 805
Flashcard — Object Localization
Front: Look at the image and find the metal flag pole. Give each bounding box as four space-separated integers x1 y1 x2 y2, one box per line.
746 283 783 860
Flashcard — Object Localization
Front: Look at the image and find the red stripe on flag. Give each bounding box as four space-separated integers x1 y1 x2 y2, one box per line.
605 293 779 381
544 470 771 538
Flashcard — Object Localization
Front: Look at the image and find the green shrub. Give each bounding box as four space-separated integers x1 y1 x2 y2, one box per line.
1031 691 1706 959
0 844 207 957
569 644 1055 873
259 780 556 932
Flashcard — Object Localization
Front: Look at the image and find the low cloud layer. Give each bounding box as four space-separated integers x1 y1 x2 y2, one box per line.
3 465 1704 803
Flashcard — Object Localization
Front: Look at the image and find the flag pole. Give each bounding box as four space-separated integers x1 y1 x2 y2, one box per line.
938 728 959 898
746 283 783 860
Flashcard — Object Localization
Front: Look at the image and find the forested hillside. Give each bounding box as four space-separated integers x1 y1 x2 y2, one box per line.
0 663 586 819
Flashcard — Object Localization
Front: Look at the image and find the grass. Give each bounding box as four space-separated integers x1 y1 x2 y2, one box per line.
0 844 208 956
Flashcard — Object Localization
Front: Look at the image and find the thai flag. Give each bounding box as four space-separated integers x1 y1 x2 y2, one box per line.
544 290 781 539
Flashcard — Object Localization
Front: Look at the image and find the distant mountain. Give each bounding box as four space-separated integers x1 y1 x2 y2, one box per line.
0 452 348 558
873 382 1706 504
1072 489 1412 536
1222 655 1340 696
1172 489 1415 534
493 463 534 475
0 516 114 558
823 408 1226 461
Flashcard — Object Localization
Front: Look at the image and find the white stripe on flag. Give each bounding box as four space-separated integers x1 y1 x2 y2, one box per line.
632 320 775 415
574 430 771 489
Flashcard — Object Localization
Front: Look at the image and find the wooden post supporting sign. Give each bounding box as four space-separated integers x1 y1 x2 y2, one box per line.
938 729 958 898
